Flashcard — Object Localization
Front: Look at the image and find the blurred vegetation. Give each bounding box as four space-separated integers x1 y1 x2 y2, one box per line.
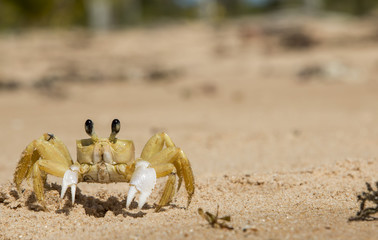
323 0 378 16
0 0 87 28
0 0 377 30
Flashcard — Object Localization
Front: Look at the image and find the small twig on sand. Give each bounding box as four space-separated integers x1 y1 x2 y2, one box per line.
198 205 233 230
349 182 378 221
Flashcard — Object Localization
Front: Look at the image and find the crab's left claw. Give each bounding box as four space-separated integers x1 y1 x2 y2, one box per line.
126 161 156 209
61 165 79 204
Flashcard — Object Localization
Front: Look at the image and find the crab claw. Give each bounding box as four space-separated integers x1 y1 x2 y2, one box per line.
61 165 79 204
126 161 156 209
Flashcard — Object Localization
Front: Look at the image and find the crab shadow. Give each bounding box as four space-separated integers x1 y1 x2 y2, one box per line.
24 183 184 217
25 182 185 218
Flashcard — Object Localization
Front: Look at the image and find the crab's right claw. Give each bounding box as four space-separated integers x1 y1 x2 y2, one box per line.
61 166 79 204
126 161 156 209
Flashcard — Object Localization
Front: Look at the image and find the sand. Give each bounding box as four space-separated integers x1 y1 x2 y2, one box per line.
0 15 378 239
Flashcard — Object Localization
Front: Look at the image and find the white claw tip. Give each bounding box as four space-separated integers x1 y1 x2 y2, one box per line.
126 161 156 209
126 186 137 209
61 168 78 204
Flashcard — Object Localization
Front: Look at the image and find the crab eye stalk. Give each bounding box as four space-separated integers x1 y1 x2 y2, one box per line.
85 119 98 141
109 119 120 142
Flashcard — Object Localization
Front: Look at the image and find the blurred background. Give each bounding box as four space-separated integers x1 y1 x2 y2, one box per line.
0 0 378 29
1 0 378 182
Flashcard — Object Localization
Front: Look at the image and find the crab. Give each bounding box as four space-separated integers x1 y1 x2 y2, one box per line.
13 119 195 212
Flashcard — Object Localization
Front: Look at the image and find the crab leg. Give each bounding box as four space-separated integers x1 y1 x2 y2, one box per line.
14 134 73 203
148 147 194 207
140 133 175 160
140 133 195 211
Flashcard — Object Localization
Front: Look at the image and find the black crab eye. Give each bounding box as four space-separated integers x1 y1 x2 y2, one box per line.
85 119 94 135
111 119 120 134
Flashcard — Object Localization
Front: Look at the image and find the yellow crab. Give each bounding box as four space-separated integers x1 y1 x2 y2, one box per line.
13 119 195 212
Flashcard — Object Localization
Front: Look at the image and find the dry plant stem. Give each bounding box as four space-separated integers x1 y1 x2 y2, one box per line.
198 205 233 230
349 182 378 221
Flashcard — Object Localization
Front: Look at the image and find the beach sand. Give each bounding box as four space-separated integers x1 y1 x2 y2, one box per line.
0 16 377 239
